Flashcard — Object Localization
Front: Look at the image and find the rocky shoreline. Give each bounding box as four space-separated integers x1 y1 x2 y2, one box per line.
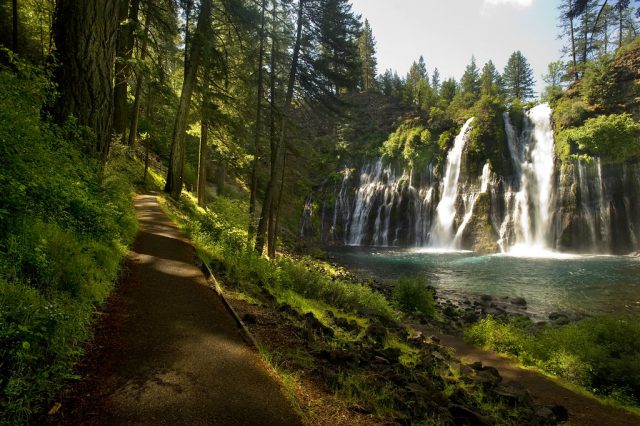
325 257 586 334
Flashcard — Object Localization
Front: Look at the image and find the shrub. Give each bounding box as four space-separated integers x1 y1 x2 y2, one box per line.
0 60 137 423
560 113 640 163
581 54 618 109
465 314 640 405
392 276 435 318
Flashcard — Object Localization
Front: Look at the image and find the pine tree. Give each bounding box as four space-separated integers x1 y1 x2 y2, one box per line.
502 50 536 102
440 78 457 103
431 67 441 91
316 0 361 93
358 19 377 92
405 55 429 106
51 0 120 161
164 0 213 198
480 60 501 97
460 55 481 99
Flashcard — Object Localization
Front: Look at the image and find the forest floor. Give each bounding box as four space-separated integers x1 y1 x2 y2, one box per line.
44 194 301 425
418 328 640 426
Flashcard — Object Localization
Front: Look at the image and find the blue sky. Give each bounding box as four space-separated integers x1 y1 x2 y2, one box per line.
350 0 564 95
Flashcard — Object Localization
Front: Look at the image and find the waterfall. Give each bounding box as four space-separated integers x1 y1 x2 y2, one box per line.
430 118 475 247
453 163 492 247
320 101 640 254
508 104 556 253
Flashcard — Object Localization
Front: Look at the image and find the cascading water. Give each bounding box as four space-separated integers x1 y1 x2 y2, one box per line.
320 102 640 254
430 118 475 247
503 104 557 254
453 163 492 247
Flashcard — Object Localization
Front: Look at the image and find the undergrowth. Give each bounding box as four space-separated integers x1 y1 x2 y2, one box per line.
465 314 640 408
159 193 395 322
0 60 139 423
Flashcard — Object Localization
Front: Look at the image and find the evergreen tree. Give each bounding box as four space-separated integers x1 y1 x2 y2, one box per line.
542 60 565 100
315 0 362 93
358 18 377 91
480 60 501 97
431 67 441 91
380 69 394 96
164 0 213 197
405 55 429 106
51 0 120 161
502 50 536 102
440 77 457 103
460 55 481 99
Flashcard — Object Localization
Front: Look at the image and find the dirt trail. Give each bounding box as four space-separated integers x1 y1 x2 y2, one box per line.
50 194 301 425
426 330 639 426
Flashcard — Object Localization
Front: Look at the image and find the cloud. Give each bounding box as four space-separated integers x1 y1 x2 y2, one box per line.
483 0 533 7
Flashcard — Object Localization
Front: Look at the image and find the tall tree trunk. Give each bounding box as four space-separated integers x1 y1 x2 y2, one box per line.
215 161 225 196
255 0 305 255
197 77 210 207
248 0 268 243
164 0 213 198
113 0 141 143
582 8 589 65
51 0 120 162
12 0 18 53
619 3 624 48
268 152 286 258
569 0 579 80
128 16 150 148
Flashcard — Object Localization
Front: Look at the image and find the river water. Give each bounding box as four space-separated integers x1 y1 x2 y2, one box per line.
329 247 640 318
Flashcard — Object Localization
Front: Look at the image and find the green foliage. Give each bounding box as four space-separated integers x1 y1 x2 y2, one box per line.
552 96 590 130
508 99 524 133
391 277 435 318
502 50 535 102
380 118 433 169
560 113 640 163
541 60 565 102
581 54 618 109
465 315 640 405
466 96 508 176
0 63 137 423
162 194 395 321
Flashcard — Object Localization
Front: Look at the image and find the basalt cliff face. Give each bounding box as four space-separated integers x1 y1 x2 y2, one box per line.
300 104 640 254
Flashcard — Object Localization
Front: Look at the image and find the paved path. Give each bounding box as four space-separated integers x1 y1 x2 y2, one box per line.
57 194 301 425
428 331 640 426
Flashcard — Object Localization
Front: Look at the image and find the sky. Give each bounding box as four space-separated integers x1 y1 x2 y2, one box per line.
349 0 564 95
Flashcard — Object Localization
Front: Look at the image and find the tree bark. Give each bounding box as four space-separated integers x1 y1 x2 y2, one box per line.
164 0 213 198
197 97 209 207
12 0 18 53
51 0 120 162
113 0 141 143
255 0 304 255
248 0 268 243
128 16 150 148
569 0 579 80
215 161 225 196
268 152 286 258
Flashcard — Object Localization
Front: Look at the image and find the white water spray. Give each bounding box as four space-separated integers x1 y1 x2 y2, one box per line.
430 118 475 247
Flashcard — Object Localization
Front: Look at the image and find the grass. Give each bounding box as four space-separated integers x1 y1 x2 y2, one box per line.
0 60 142 423
465 314 640 411
157 192 396 323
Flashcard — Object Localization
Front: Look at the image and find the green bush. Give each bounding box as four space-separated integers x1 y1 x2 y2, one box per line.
465 315 640 405
163 194 396 321
552 96 589 131
0 60 137 423
392 277 435 318
560 113 640 163
380 117 434 170
581 54 618 109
